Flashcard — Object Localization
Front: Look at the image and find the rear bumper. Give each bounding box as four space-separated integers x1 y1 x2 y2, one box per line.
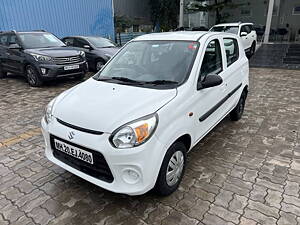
36 61 88 80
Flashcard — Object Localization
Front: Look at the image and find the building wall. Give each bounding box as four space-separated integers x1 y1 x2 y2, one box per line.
0 0 115 39
217 0 300 39
113 0 151 23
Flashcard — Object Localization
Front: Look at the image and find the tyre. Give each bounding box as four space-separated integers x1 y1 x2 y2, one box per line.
95 59 105 71
154 142 187 196
26 65 43 87
230 90 247 121
0 64 7 79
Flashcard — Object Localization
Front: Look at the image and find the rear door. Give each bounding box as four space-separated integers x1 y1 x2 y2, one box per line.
240 25 251 50
220 37 244 112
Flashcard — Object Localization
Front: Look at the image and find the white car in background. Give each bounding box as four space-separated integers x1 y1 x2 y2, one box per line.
210 22 257 57
42 31 249 196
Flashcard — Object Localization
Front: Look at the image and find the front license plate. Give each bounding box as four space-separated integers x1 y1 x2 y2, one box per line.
53 139 94 164
64 65 79 70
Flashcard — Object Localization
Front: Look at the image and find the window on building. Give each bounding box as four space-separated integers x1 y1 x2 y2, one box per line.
241 8 251 16
293 6 300 15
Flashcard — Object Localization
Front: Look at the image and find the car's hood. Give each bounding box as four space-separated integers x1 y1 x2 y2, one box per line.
96 47 119 57
25 47 81 57
53 79 177 133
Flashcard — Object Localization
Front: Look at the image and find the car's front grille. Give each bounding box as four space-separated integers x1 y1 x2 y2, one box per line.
50 135 114 183
53 55 83 65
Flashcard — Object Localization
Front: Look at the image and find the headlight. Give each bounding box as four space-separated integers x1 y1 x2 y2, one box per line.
80 51 85 57
44 98 56 124
110 113 158 149
30 53 52 62
104 53 111 59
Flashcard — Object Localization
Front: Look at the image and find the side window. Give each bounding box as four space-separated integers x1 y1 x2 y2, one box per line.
223 38 239 67
0 34 9 46
74 38 89 48
241 25 250 35
199 39 223 80
63 38 74 46
8 34 18 45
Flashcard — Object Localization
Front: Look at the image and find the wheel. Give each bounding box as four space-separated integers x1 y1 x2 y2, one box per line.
230 91 247 121
154 142 186 196
248 42 256 58
95 59 105 71
0 63 7 79
26 65 43 87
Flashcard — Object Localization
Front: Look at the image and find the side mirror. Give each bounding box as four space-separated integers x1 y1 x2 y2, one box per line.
198 74 223 90
83 45 92 50
9 43 21 49
240 32 247 37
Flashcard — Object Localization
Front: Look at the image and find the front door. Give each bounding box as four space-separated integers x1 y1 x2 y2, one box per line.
192 38 228 142
6 34 24 73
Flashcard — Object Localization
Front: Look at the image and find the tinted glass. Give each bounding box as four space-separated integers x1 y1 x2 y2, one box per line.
74 38 89 48
63 38 74 46
86 37 116 48
18 33 65 49
211 26 239 35
96 41 199 86
8 34 18 45
199 39 222 79
223 38 239 66
0 34 9 46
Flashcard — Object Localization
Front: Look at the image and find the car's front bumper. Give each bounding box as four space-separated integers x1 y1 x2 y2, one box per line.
41 117 166 195
37 61 88 80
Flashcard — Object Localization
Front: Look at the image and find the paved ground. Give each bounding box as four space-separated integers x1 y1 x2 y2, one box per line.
0 68 300 225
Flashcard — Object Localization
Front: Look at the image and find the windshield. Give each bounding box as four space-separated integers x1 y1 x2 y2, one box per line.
86 37 116 48
211 26 239 35
18 33 65 49
94 41 199 88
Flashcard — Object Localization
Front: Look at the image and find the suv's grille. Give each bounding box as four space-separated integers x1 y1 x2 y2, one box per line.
53 55 83 65
50 135 114 183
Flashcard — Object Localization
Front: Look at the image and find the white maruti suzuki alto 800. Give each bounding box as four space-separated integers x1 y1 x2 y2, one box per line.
41 31 249 196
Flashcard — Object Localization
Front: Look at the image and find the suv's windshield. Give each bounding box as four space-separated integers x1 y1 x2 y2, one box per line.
86 37 116 48
18 33 65 49
94 41 199 88
211 26 239 35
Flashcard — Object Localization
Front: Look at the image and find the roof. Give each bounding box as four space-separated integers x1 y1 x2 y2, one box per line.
213 22 253 27
134 31 209 41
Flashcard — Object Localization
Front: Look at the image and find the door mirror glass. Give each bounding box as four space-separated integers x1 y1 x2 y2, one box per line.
8 43 21 49
83 45 91 50
198 74 223 90
240 32 247 37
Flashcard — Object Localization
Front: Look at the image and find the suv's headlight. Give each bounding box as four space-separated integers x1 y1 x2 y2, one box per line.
110 113 158 149
30 53 52 62
44 98 56 124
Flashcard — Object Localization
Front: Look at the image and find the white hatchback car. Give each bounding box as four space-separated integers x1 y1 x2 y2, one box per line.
42 31 249 196
210 22 257 57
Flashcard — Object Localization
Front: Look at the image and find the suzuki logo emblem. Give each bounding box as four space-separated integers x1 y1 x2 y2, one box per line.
68 131 75 140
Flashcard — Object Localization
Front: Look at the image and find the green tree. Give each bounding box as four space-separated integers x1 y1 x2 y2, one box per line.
149 0 180 31
187 0 242 24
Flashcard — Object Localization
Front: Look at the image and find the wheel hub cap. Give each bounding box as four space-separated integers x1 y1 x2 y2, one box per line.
166 151 184 186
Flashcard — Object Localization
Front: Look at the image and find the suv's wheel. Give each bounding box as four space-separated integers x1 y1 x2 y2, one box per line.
26 65 43 87
95 59 105 71
0 64 7 79
230 90 247 121
248 42 256 58
154 142 186 196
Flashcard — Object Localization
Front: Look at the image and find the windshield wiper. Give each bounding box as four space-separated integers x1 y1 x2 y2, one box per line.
98 76 142 84
144 80 178 85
